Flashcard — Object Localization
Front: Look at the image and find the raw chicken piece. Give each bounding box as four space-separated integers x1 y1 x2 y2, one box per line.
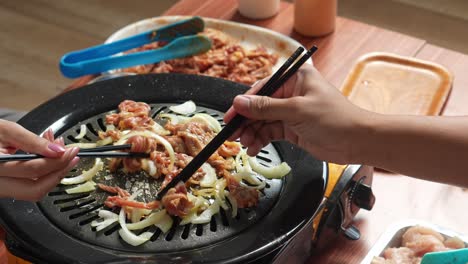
402 226 446 256
373 225 467 263
444 236 465 249
382 247 420 264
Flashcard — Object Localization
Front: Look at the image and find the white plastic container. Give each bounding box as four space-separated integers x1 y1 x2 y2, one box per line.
238 0 280 19
360 220 468 264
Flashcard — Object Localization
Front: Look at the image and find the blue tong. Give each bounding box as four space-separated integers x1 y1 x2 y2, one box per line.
60 17 212 78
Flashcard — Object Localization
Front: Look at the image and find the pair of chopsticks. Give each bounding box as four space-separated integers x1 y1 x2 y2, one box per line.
0 144 149 162
156 45 318 199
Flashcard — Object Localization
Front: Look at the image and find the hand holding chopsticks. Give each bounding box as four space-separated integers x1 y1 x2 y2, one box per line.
156 45 318 199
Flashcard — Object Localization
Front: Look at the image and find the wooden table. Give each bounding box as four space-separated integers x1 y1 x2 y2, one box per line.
160 1 468 264
61 1 468 263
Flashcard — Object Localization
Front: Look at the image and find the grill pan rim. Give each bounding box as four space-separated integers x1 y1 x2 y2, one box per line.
0 73 327 263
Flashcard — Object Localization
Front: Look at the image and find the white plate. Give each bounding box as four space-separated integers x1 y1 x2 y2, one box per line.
105 16 311 74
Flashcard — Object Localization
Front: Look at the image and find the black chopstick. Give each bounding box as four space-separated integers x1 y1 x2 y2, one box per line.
78 144 132 152
156 45 318 200
0 151 149 162
0 143 147 162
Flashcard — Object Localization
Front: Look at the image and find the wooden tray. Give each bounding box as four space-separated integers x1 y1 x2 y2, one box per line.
341 52 453 115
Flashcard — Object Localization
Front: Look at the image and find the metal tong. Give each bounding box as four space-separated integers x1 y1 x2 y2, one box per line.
60 17 212 78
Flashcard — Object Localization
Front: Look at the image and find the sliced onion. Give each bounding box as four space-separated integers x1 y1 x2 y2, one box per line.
91 210 119 231
150 122 170 136
147 159 157 177
74 124 87 139
169 100 196 115
159 113 189 125
115 131 175 171
249 156 291 179
130 208 152 223
180 194 210 226
180 213 197 226
225 191 237 218
199 163 216 187
65 181 96 194
105 124 116 131
126 210 172 231
61 158 104 185
190 113 222 132
118 208 153 246
191 200 220 224
96 137 113 146
215 179 228 210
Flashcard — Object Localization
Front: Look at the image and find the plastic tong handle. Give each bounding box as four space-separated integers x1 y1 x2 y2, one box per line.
420 248 468 264
60 16 207 78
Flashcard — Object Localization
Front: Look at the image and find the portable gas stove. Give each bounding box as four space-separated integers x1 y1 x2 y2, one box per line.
0 74 375 263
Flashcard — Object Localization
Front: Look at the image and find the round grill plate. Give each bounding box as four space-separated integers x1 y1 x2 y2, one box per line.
39 103 283 253
0 74 326 264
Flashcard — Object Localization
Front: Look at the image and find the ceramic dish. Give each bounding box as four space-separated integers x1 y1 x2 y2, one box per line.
360 220 468 264
104 15 310 74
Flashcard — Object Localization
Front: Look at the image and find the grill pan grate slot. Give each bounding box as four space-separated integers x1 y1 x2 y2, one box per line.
150 229 162 241
165 218 180 241
69 203 103 219
97 118 107 131
53 194 90 204
86 123 98 136
67 135 79 143
210 216 217 232
79 214 100 226
38 103 284 253
195 224 203 236
181 224 191 240
103 222 120 236
58 198 96 212
219 208 229 227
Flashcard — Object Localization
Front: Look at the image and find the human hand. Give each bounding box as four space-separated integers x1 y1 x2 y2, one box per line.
224 64 372 164
0 120 80 201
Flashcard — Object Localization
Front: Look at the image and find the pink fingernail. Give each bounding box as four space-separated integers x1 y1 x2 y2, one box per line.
71 157 80 166
48 143 65 153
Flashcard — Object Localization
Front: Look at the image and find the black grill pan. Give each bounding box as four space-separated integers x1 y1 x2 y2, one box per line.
0 73 327 264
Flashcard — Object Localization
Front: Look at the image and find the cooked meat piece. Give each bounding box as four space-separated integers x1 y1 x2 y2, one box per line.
98 183 130 197
119 29 277 85
109 158 123 172
98 130 121 140
169 121 214 156
127 135 159 153
165 135 187 153
104 196 160 210
162 182 193 217
122 158 142 173
98 183 160 210
105 100 154 130
218 141 241 158
225 171 259 208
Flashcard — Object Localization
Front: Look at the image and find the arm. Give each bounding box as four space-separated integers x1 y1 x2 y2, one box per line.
356 113 468 187
224 64 468 188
